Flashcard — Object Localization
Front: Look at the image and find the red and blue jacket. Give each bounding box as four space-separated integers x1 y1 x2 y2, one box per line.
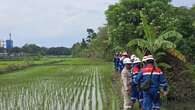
131 65 140 85
134 64 168 91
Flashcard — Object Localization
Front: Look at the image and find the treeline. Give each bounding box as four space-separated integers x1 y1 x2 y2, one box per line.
72 0 195 62
72 0 195 101
72 27 112 59
0 44 71 56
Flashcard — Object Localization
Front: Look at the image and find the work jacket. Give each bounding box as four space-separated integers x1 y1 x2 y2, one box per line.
131 65 140 86
134 64 168 91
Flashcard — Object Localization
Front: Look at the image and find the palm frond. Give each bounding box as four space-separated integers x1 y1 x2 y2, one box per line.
153 39 176 53
127 39 148 49
134 48 144 59
167 48 186 63
155 51 167 61
155 52 167 56
158 62 172 69
161 40 176 49
159 31 183 44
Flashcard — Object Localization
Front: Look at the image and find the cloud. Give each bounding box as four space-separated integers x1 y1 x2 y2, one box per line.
0 0 117 47
172 0 195 7
0 0 194 47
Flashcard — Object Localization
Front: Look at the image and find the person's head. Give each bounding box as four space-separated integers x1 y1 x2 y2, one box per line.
123 58 132 69
133 57 142 68
122 51 129 57
130 54 136 62
142 55 155 66
146 59 154 65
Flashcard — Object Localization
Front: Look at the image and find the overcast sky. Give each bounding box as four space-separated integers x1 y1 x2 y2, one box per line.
0 0 194 47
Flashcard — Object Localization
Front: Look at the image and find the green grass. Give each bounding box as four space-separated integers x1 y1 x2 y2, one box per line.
56 57 110 65
0 56 66 74
0 60 25 68
0 56 65 67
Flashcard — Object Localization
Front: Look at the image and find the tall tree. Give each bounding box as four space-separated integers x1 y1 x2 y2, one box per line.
128 11 186 62
105 0 173 50
86 28 97 43
22 44 42 55
81 39 88 49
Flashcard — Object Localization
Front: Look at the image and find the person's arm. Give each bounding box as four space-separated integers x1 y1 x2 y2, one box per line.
133 72 142 85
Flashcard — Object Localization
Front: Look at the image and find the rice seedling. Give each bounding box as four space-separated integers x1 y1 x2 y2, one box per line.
0 58 120 110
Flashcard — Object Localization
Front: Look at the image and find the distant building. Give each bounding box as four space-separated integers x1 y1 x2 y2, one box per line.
6 33 13 49
6 40 13 49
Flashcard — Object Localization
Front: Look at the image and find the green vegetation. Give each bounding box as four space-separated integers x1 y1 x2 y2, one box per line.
0 44 71 58
0 56 65 74
0 58 121 110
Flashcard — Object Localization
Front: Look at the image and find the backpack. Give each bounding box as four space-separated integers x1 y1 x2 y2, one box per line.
140 67 154 91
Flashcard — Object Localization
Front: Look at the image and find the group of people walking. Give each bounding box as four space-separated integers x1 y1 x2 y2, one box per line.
113 52 168 110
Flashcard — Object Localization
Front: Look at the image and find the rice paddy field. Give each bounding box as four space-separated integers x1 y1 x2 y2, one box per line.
0 57 194 110
0 57 121 110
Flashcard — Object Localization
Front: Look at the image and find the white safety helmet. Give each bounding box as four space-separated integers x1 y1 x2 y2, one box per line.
142 56 147 62
142 55 154 62
133 57 141 63
130 54 136 61
123 58 132 64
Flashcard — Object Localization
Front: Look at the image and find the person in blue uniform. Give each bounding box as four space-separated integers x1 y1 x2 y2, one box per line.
131 57 143 110
119 52 129 73
134 55 168 110
113 53 119 72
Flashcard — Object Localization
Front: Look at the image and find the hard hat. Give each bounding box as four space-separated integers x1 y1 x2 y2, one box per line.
123 58 132 64
122 52 128 56
146 55 154 60
142 56 147 62
133 57 141 63
142 55 154 62
130 54 136 60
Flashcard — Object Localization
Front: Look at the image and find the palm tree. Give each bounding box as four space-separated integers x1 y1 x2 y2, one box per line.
128 11 186 63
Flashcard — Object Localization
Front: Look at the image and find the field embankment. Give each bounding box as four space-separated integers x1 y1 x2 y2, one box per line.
0 56 65 74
